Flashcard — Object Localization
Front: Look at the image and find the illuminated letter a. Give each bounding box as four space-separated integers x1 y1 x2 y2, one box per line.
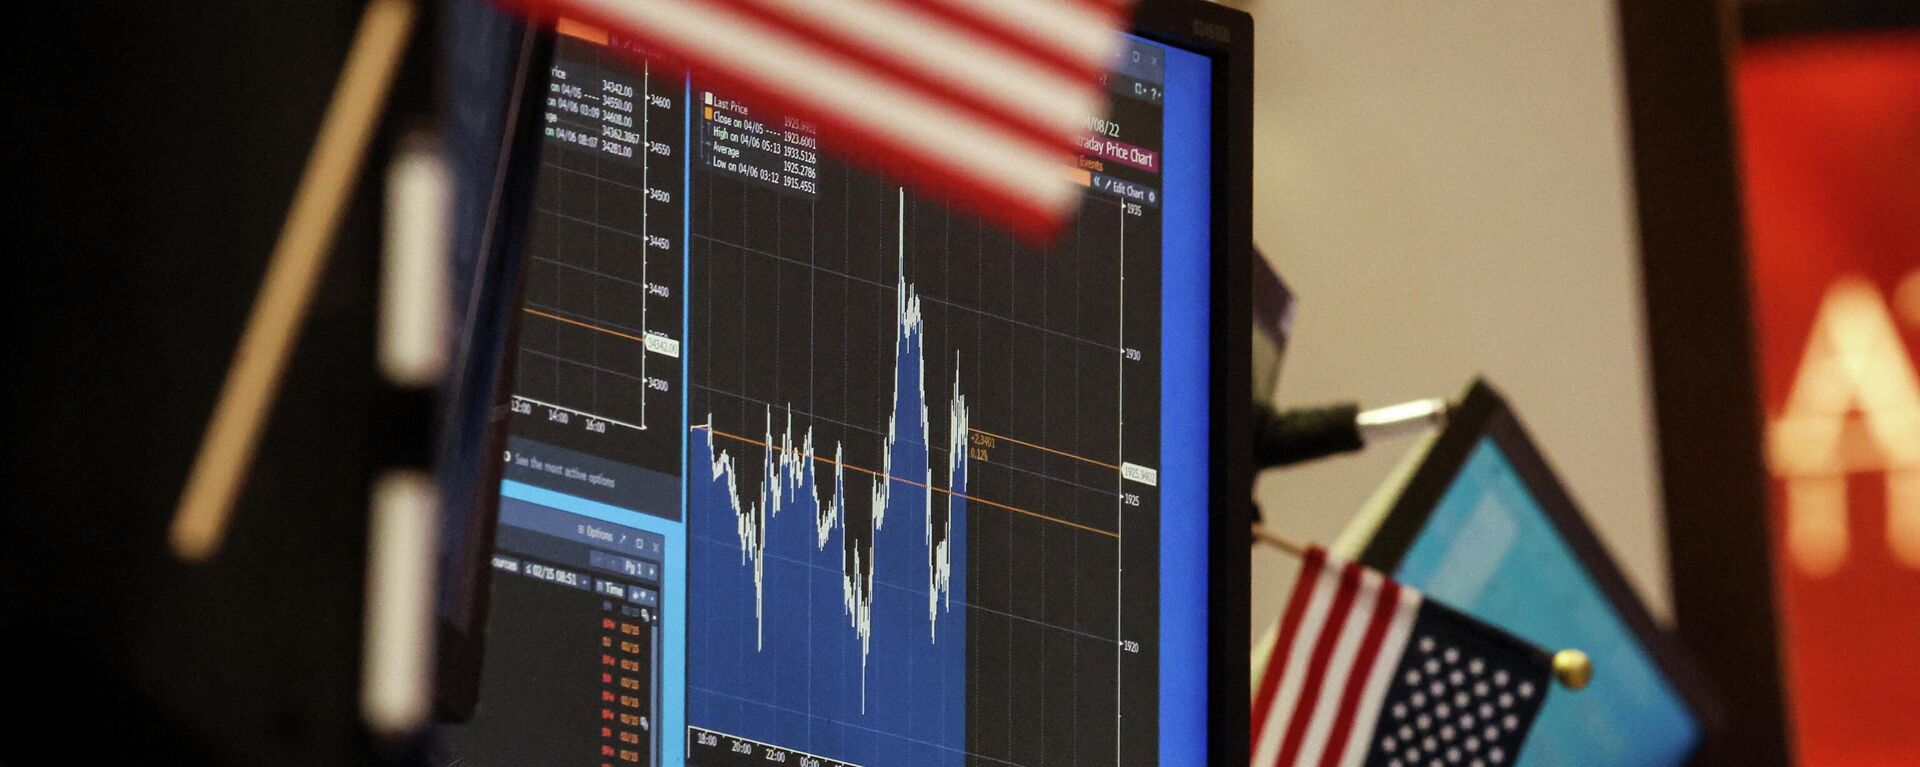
1770 278 1920 575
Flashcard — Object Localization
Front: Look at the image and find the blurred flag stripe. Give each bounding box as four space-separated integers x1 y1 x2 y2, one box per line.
1256 554 1340 764
536 0 1080 219
1252 547 1327 753
698 0 1099 144
914 0 1120 63
512 0 1135 235
891 0 1108 82
1273 562 1365 766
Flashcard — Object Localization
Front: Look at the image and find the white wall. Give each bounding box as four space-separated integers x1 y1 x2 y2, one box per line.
1224 0 1676 639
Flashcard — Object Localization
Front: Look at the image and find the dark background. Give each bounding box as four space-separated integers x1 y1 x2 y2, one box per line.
5 1 461 763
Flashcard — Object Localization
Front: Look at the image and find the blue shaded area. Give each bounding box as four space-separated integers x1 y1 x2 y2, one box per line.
1394 440 1701 766
499 479 688 767
1153 35 1214 766
685 292 966 767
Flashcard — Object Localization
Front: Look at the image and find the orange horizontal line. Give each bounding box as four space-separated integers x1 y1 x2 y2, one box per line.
693 425 1119 540
968 427 1120 471
524 307 647 344
534 308 1121 482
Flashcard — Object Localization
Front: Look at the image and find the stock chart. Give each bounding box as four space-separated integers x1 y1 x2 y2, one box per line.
446 25 1187 767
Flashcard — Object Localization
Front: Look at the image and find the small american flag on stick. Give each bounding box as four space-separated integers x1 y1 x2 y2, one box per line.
503 0 1136 238
1252 547 1555 767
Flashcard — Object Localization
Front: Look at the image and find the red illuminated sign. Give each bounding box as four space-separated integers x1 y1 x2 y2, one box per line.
1738 31 1920 767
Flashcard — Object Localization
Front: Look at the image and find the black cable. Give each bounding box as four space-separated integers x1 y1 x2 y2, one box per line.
1253 402 1365 469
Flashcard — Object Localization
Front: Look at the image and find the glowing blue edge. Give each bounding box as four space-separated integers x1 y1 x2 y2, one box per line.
1154 35 1213 766
671 74 693 767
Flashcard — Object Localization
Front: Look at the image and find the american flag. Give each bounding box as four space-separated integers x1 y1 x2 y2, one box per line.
1252 547 1553 767
503 0 1135 237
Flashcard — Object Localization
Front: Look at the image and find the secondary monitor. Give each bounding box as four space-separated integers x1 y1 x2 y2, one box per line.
435 2 1254 765
1339 380 1718 766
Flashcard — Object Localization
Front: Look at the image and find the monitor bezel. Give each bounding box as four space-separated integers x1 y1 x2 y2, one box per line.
433 23 553 722
1127 1 1256 761
1357 379 1724 748
440 1 1256 758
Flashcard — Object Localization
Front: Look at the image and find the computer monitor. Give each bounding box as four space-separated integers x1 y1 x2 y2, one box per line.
1341 380 1719 766
435 2 1254 764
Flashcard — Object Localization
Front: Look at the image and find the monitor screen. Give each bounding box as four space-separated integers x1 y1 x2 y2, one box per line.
440 21 1217 767
1389 438 1703 766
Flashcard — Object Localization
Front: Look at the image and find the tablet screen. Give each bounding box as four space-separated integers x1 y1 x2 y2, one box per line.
1392 439 1702 766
